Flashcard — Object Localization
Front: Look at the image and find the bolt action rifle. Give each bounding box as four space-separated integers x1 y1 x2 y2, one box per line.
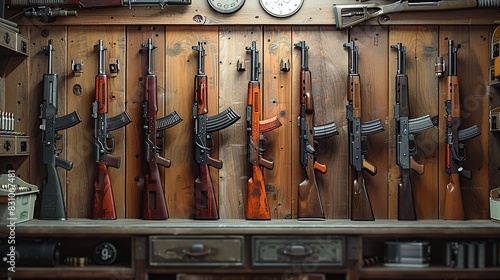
294 41 339 220
344 40 385 221
192 41 241 220
443 39 480 220
334 0 500 30
391 42 434 221
92 39 132 219
245 41 282 220
141 38 182 220
6 0 191 22
39 39 82 220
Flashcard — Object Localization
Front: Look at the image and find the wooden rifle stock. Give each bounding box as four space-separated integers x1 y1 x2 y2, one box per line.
351 171 374 221
93 162 117 219
247 165 270 220
398 169 416 220
195 164 218 219
444 173 464 220
142 42 169 219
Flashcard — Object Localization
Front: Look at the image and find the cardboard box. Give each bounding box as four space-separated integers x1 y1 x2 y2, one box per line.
490 188 500 222
0 174 38 224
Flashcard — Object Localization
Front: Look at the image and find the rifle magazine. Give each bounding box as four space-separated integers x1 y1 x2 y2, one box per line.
313 121 339 139
206 107 241 133
458 125 481 141
361 118 384 136
156 111 182 131
409 115 434 134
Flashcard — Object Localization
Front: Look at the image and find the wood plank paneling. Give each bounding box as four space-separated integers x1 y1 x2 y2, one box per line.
65 26 127 218
262 26 292 219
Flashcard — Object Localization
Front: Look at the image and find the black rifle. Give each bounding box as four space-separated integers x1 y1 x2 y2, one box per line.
344 40 385 221
295 41 338 220
39 39 82 220
391 42 434 221
192 41 240 220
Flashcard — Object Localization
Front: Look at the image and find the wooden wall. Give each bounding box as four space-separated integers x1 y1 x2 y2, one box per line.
1 1 497 220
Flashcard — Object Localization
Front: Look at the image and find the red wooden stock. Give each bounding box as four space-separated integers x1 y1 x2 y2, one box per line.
93 162 117 219
194 164 219 219
246 165 270 220
143 162 168 219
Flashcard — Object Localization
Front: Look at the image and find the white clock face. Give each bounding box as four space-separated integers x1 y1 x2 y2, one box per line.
208 0 245 14
259 0 304 18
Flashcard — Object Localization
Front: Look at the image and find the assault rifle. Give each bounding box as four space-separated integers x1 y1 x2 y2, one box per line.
245 41 282 220
443 39 480 220
39 39 82 220
192 41 240 220
6 0 191 21
92 39 132 219
391 43 434 221
333 0 500 30
141 38 182 220
295 41 339 220
344 40 384 221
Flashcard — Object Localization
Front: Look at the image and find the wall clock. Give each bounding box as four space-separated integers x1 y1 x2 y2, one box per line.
259 0 304 18
207 0 245 14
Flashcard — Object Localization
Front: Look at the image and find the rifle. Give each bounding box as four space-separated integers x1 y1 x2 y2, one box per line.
344 40 384 221
245 41 282 220
141 38 182 220
294 41 339 220
92 39 132 220
391 42 434 221
192 41 240 220
443 39 480 220
6 0 191 21
39 39 82 220
333 0 500 30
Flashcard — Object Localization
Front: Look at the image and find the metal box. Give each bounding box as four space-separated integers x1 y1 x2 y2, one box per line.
252 235 345 267
149 235 244 266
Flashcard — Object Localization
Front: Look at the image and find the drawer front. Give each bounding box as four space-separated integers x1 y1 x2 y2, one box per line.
15 136 29 155
0 136 16 155
149 236 244 266
252 235 345 266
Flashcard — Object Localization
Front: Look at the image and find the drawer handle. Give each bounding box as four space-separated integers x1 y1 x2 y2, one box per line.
183 243 211 257
281 244 313 257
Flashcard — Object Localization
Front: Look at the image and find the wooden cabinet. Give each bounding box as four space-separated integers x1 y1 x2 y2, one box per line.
1 219 500 280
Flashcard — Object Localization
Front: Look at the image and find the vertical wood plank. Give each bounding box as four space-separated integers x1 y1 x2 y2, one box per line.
66 26 127 218
262 26 292 219
27 26 69 217
291 26 349 219
125 26 166 218
164 26 219 219
438 26 490 219
490 26 500 195
218 26 263 219
350 26 390 219
388 26 440 219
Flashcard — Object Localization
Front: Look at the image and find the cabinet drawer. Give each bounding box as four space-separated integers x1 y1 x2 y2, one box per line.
252 235 345 267
0 136 29 156
149 236 244 266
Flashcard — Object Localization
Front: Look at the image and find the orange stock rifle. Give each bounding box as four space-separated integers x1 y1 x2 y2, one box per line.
245 41 282 220
443 39 480 220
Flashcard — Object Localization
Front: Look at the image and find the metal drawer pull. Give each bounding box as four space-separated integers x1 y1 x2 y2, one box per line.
183 243 212 257
280 244 313 257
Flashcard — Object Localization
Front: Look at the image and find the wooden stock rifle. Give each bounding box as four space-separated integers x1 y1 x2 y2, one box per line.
443 39 480 220
334 0 500 30
295 41 338 220
141 38 182 220
92 39 132 219
245 41 282 220
192 41 240 220
344 40 384 221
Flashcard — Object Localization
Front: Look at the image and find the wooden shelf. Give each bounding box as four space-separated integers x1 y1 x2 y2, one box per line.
0 266 135 279
359 266 500 279
5 219 500 236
